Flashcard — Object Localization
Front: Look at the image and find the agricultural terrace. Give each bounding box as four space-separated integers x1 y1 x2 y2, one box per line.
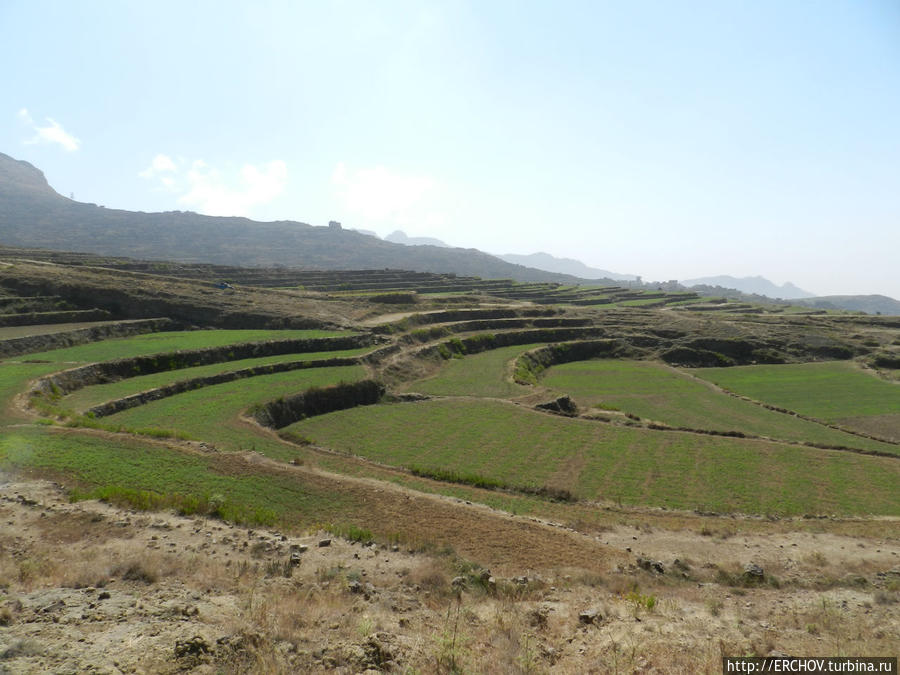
101 365 366 458
696 362 900 440
402 343 544 398
288 398 900 516
22 329 350 363
0 427 358 527
540 359 899 454
0 329 355 426
62 346 374 413
0 320 135 340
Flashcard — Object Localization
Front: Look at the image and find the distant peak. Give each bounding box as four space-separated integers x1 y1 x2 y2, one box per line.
681 274 815 300
384 230 450 247
497 251 636 281
0 152 57 197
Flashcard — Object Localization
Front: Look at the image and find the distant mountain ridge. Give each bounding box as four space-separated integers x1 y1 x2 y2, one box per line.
498 252 636 281
0 152 583 284
384 230 450 247
682 275 814 300
792 295 900 316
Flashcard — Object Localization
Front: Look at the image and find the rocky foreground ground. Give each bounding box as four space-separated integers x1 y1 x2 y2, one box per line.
0 477 897 674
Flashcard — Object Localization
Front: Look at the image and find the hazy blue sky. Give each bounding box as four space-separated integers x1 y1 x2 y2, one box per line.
3 0 899 297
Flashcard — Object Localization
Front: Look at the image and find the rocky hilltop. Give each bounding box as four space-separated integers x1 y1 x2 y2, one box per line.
0 152 580 284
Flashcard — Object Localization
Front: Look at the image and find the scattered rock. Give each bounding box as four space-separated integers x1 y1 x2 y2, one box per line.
743 563 765 582
637 557 665 574
39 600 65 614
535 395 578 416
174 635 211 659
362 632 395 670
217 631 265 657
579 608 602 625
318 539 331 548
528 605 551 629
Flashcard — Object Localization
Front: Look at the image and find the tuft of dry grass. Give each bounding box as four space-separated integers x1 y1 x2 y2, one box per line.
407 558 451 599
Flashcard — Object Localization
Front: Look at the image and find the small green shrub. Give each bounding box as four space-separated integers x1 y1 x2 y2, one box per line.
327 523 374 544
625 590 657 611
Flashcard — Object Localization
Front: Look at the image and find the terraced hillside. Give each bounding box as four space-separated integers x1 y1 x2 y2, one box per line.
1 250 898 672
0 244 753 309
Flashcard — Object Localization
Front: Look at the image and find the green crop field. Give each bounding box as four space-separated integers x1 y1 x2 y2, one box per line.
3 300 898 528
103 365 366 458
63 346 374 413
696 362 900 438
540 359 899 453
403 343 543 398
23 329 352 363
0 426 357 527
288 398 900 516
0 361 72 424
0 329 355 424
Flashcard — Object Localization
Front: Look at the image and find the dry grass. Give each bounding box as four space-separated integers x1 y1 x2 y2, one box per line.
1 481 898 673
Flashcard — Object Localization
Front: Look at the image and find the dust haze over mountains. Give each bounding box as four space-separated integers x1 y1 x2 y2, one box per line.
1 151 898 314
680 276 815 300
3 2 899 301
0 152 582 284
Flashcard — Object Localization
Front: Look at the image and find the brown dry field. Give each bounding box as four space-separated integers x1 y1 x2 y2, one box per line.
1 470 898 674
836 413 900 443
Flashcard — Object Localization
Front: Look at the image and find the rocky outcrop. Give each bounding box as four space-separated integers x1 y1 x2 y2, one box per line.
535 396 578 416
0 309 111 327
513 339 638 384
251 380 384 429
0 318 176 358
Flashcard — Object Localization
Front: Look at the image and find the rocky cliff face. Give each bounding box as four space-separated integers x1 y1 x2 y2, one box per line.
0 152 59 198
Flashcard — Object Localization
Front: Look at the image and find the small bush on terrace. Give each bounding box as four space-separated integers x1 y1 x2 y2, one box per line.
69 485 277 526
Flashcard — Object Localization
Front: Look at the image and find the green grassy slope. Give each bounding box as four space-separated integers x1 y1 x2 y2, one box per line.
403 344 543 398
103 365 366 458
0 329 354 425
63 347 373 412
0 427 357 526
25 329 351 363
541 360 898 453
289 398 900 516
696 362 900 437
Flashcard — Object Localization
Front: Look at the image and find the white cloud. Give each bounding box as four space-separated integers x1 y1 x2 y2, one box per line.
332 163 437 223
138 153 177 178
139 155 288 217
180 159 288 217
18 108 81 152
